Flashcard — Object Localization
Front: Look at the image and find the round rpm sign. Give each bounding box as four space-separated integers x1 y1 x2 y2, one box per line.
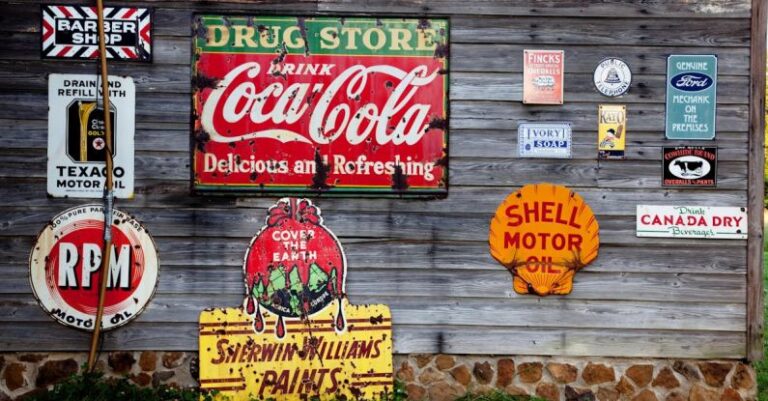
29 205 158 331
593 58 632 97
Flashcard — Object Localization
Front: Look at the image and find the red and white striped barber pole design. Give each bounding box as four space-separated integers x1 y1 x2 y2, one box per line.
41 5 152 61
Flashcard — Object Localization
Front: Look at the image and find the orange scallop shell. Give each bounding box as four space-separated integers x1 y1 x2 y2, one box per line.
489 183 599 296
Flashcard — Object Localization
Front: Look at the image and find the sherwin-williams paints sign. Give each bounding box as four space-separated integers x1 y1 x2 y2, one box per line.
488 184 600 296
199 199 393 401
192 16 448 196
636 205 746 239
665 55 717 140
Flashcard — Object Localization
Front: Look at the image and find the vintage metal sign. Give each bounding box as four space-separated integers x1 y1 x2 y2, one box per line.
598 104 626 160
665 55 717 140
199 198 393 401
518 122 572 158
636 205 746 239
523 50 564 104
489 184 600 296
662 146 717 187
29 205 158 331
48 74 135 198
42 5 152 61
192 16 449 196
593 58 631 97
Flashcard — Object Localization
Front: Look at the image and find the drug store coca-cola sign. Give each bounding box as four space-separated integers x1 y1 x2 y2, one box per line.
192 16 449 196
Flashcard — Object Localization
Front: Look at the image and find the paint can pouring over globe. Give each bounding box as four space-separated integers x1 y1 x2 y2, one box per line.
243 198 346 338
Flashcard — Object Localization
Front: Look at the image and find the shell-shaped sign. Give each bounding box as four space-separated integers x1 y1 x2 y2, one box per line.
489 184 599 296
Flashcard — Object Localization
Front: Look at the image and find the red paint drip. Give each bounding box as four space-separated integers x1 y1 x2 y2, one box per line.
253 303 264 333
245 295 255 314
276 315 286 338
335 299 345 331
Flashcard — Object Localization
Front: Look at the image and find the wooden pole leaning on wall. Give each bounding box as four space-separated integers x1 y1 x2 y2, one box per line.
87 0 116 372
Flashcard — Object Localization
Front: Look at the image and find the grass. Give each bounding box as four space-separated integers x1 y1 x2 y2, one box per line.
758 216 768 401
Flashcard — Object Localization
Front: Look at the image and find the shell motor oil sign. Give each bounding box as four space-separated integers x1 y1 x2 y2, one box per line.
192 16 448 196
29 205 158 331
489 184 599 296
199 198 392 401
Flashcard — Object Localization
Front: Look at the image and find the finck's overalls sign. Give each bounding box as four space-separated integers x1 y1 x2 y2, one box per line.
192 16 449 195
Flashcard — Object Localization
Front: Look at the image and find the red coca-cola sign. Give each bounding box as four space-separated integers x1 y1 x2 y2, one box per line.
192 16 449 196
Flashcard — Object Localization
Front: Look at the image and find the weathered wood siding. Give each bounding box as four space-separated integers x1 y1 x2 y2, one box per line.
0 0 758 359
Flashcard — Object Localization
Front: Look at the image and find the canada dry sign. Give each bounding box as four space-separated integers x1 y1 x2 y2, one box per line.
29 205 158 331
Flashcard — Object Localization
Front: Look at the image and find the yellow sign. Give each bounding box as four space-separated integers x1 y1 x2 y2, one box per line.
199 199 393 401
489 183 599 296
200 301 392 401
598 104 626 159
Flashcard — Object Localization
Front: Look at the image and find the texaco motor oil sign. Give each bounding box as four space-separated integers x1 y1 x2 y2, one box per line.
488 184 600 296
192 16 448 196
48 74 135 198
29 205 158 331
199 198 393 401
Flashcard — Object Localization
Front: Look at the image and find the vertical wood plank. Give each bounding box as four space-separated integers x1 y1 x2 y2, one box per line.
747 0 767 361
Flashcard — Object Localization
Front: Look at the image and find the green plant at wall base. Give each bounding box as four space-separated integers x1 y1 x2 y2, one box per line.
758 224 768 401
24 370 216 401
454 391 547 401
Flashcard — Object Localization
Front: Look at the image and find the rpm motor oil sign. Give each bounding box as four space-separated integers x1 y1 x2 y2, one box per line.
199 198 393 401
48 74 135 198
29 205 158 331
192 16 448 196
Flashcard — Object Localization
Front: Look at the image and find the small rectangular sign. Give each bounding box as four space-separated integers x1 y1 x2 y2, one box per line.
42 5 152 61
662 146 717 187
47 74 135 198
523 50 564 104
636 205 746 239
598 104 626 160
665 55 717 140
518 122 572 158
192 16 448 196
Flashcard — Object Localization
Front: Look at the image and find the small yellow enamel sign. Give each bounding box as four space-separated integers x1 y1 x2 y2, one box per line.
598 104 626 160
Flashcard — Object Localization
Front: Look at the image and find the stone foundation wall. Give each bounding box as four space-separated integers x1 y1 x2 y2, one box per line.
0 353 757 401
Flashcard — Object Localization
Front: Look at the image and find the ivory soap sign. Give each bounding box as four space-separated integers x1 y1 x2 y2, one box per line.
523 50 564 104
192 16 448 196
199 198 393 401
518 122 572 158
636 205 746 239
48 74 135 198
665 55 717 140
489 184 599 296
29 205 158 331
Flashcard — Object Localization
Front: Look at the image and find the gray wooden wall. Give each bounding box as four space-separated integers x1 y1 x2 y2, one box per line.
0 0 756 359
